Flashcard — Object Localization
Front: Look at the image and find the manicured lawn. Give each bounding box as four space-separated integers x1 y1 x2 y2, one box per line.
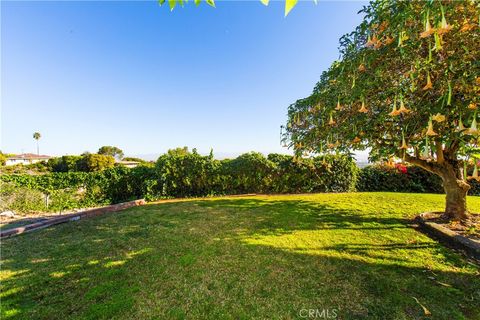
1 193 479 319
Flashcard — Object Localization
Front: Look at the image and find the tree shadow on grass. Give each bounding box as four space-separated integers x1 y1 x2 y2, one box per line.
1 197 479 319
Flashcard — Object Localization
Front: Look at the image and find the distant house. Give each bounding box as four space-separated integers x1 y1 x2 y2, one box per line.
5 153 51 166
115 160 140 169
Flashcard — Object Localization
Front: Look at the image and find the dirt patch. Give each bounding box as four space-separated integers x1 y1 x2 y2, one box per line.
0 210 96 231
416 212 480 260
421 212 480 241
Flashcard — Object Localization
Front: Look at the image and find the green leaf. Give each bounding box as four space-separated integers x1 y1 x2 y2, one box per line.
260 0 269 6
206 0 215 8
158 0 166 5
285 0 298 16
168 0 176 11
194 0 201 6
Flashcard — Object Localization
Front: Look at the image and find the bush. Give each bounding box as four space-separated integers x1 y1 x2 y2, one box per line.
223 152 274 194
48 154 115 172
0 150 358 214
77 154 115 172
357 164 444 193
48 156 83 172
155 149 221 197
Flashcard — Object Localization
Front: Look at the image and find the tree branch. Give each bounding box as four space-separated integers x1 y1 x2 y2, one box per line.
395 151 443 175
435 140 444 164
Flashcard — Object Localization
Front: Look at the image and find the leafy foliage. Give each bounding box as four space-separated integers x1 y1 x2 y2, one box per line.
1 150 358 213
98 146 124 160
358 164 444 193
283 1 480 219
285 1 479 162
76 154 115 172
48 156 83 172
358 163 480 195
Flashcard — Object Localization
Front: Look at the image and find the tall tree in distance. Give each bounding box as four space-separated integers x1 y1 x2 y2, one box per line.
98 146 124 160
33 132 41 155
283 1 479 221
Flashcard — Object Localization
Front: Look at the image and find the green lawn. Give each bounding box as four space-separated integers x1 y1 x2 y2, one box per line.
1 193 479 319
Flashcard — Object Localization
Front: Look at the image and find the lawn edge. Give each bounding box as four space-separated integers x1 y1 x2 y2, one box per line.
415 212 480 260
0 199 146 239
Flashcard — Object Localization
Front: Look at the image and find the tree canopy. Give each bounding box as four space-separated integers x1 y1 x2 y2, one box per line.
283 0 479 220
98 146 124 160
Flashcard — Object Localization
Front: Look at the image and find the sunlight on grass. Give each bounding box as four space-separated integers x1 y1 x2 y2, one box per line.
1 193 479 319
242 229 469 272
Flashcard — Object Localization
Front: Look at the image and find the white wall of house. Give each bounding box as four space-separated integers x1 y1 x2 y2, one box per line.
5 158 47 166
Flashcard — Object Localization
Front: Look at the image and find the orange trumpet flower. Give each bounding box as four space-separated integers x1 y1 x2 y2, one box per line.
358 100 368 113
423 72 433 90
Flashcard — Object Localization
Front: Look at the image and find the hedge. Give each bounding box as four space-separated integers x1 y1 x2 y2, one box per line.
1 152 358 213
357 164 480 195
5 151 480 215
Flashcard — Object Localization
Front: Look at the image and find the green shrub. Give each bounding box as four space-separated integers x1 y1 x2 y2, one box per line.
155 148 221 197
48 155 83 172
357 165 444 193
1 150 359 214
223 152 274 194
77 154 115 172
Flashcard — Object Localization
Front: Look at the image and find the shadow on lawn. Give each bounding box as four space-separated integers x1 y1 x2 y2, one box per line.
1 197 479 319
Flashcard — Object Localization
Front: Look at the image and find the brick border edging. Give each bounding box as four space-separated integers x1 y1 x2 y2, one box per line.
0 199 146 239
415 212 480 259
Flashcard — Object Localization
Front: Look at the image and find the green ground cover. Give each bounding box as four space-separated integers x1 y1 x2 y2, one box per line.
1 193 479 319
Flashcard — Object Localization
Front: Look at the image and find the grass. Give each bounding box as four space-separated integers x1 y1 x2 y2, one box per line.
1 192 479 319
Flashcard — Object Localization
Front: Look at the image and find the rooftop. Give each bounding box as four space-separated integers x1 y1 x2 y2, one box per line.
8 153 51 160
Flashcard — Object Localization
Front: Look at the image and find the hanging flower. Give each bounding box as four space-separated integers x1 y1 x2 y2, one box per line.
423 72 433 90
328 112 335 125
398 98 410 114
433 33 443 51
468 102 477 110
399 133 408 149
420 13 435 38
389 97 400 116
358 64 366 72
358 100 368 113
352 136 361 144
421 137 430 159
437 10 452 35
469 165 479 181
426 118 438 136
457 117 466 132
335 99 342 111
432 113 446 122
466 113 479 135
397 31 408 47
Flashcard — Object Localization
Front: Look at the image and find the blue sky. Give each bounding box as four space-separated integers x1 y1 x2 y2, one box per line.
1 0 367 159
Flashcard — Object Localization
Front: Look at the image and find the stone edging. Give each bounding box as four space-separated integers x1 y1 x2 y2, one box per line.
0 199 146 239
415 212 480 259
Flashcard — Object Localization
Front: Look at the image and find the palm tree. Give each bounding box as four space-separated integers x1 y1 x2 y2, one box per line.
33 132 41 155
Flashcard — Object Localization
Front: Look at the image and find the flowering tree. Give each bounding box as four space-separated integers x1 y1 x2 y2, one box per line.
283 0 479 221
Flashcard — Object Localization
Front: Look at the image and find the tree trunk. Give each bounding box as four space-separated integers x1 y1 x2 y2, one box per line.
441 171 470 221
